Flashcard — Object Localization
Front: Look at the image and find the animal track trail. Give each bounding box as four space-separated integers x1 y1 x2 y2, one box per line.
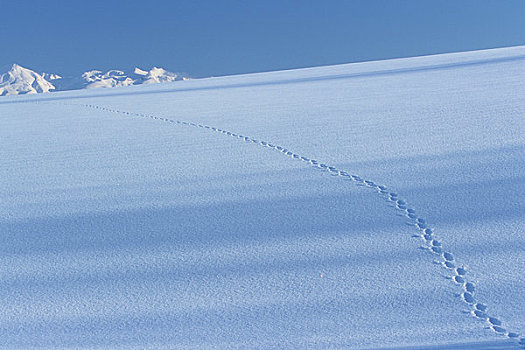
65 102 522 344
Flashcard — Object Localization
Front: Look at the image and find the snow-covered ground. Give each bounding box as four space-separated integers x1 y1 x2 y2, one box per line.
1 46 524 349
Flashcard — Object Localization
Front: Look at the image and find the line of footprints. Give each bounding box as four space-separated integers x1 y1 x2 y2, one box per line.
76 102 523 345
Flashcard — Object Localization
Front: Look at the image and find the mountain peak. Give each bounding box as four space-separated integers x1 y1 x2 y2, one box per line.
1 63 56 96
133 67 148 76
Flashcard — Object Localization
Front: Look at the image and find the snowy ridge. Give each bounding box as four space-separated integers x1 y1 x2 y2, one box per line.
70 101 524 346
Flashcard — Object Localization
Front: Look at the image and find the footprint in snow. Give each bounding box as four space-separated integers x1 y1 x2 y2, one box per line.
431 240 442 247
456 267 467 276
431 246 443 254
462 292 475 303
407 212 417 219
492 325 506 333
465 282 475 293
443 261 455 269
473 310 487 319
443 252 454 261
454 275 465 284
488 317 502 326
475 303 487 311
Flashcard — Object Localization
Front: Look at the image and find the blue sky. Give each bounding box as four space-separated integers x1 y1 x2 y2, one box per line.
1 0 525 77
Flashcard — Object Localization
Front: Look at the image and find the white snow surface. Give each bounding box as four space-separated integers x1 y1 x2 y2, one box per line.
0 65 187 95
1 46 524 349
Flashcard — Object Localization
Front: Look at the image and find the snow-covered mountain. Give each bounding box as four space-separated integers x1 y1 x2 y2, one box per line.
0 64 57 96
0 64 188 95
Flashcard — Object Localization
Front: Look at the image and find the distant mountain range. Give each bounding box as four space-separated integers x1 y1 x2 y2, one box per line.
0 64 189 96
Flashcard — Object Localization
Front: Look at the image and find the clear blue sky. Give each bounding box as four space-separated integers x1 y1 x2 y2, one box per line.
1 0 525 77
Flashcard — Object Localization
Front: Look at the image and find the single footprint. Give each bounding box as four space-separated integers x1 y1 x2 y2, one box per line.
473 310 487 319
454 275 466 284
475 303 487 311
443 252 454 261
488 317 502 326
456 267 467 276
431 240 442 247
431 246 443 254
444 261 455 269
462 292 475 303
465 282 475 293
492 326 506 333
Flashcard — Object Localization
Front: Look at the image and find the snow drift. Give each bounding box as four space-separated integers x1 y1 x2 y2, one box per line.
0 46 524 349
